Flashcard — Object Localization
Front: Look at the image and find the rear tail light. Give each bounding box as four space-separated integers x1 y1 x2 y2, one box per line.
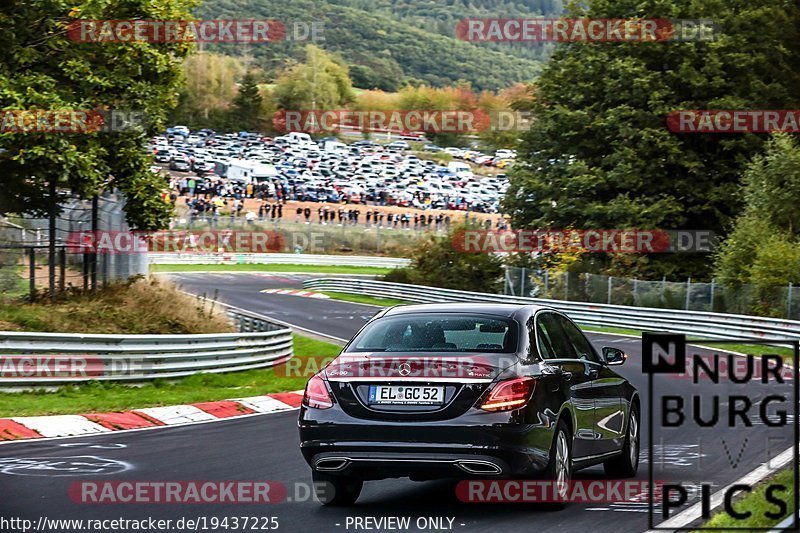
303 375 333 409
480 377 535 412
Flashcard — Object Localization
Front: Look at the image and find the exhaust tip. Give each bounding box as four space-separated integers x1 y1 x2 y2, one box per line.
315 457 350 472
455 460 503 475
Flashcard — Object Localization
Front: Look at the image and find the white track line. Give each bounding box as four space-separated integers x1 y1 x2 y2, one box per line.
11 416 110 438
0 409 300 446
135 405 218 425
647 444 795 531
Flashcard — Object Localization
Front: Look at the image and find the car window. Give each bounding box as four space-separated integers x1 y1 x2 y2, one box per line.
349 314 518 354
530 319 554 359
555 315 600 363
535 313 576 359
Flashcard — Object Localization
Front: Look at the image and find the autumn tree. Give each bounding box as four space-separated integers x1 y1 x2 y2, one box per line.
272 45 355 111
171 52 243 130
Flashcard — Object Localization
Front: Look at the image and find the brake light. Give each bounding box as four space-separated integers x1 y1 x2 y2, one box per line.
480 377 535 412
303 375 333 409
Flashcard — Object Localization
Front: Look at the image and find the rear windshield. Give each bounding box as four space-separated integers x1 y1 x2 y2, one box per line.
348 314 518 353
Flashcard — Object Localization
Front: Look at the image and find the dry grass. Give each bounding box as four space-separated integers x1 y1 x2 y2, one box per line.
0 277 234 334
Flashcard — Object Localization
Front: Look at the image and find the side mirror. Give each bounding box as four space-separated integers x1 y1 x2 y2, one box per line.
603 347 627 366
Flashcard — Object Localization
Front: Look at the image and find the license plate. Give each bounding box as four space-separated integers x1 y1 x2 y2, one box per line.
368 385 444 405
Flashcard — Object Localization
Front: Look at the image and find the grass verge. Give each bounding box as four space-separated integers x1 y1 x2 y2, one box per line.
152 263 392 275
698 467 795 530
0 334 341 417
0 277 232 334
320 291 409 307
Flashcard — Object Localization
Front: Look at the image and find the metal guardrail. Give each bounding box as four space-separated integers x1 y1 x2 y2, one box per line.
0 305 293 387
149 253 410 268
303 278 800 341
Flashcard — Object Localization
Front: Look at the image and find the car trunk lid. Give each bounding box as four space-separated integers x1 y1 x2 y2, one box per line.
324 353 518 420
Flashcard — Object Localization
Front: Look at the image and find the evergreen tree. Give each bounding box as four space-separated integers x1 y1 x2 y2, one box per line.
503 0 800 279
231 72 264 132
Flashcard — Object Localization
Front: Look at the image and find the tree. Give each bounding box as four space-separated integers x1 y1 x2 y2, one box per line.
170 52 243 129
385 226 504 293
347 53 404 92
230 72 264 132
194 0 543 91
0 0 196 230
478 83 536 151
715 134 800 288
272 45 355 111
504 0 800 280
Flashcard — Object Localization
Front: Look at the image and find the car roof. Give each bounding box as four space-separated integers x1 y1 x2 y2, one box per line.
381 302 557 320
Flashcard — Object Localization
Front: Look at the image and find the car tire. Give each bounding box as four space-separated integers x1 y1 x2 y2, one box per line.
312 471 363 506
603 404 639 478
542 418 572 509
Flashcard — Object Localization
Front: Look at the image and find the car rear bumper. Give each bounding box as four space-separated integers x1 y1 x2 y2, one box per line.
299 409 553 480
308 451 515 480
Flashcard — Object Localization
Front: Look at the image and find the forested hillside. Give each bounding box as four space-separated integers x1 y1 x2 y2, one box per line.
196 0 561 90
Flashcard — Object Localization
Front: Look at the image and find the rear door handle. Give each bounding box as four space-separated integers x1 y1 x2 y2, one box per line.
587 369 599 379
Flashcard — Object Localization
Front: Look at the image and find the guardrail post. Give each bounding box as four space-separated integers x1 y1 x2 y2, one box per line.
59 247 66 293
789 283 794 319
83 252 89 291
685 277 692 310
28 247 36 300
710 278 716 311
544 271 549 297
101 252 109 287
607 276 613 304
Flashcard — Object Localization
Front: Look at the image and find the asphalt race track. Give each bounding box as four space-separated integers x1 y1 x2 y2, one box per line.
0 272 794 533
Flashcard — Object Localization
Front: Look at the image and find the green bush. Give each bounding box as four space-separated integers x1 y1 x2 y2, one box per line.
381 226 504 293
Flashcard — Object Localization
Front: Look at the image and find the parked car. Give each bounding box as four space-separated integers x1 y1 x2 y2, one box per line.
192 158 214 175
386 140 410 151
170 157 191 171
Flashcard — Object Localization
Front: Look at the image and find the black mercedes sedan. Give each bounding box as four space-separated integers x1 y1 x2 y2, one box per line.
298 303 640 506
